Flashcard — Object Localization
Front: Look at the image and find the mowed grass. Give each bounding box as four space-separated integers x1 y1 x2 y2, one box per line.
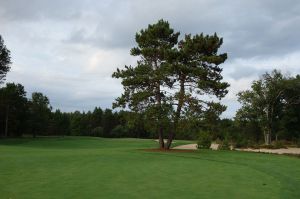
0 137 300 199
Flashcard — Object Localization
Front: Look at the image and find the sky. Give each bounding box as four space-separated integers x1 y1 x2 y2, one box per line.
1 0 300 118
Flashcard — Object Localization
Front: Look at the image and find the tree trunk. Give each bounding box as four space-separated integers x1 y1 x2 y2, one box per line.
4 105 9 137
166 74 185 149
165 131 174 149
156 81 165 149
264 129 271 145
158 127 164 149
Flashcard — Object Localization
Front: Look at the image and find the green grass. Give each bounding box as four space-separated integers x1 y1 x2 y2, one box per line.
0 137 299 199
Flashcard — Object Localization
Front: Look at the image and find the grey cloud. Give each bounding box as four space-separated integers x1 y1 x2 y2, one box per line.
0 0 83 21
3 0 298 58
228 67 270 80
2 0 300 117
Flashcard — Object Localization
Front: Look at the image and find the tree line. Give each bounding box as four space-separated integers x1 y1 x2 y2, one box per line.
0 82 225 139
0 84 148 138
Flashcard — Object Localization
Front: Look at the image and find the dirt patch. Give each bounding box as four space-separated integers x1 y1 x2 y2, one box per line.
142 148 197 153
236 147 300 155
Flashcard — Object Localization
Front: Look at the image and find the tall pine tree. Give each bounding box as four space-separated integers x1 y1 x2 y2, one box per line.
113 19 179 148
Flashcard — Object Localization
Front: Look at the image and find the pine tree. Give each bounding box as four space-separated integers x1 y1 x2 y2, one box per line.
0 35 11 83
113 19 179 148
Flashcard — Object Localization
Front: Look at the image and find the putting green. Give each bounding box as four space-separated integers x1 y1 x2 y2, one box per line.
0 137 299 199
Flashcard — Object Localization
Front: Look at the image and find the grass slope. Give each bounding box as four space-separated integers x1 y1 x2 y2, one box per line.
0 137 299 199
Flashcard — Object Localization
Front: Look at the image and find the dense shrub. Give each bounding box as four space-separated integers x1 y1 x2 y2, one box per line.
91 126 104 137
110 125 129 138
234 139 259 149
234 138 248 148
218 138 230 150
197 131 212 149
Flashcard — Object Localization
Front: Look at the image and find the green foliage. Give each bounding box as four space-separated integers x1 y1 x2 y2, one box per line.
102 109 119 137
0 83 28 137
48 110 70 136
91 126 104 137
218 138 231 150
70 111 83 136
0 35 11 83
113 19 229 148
112 19 181 148
0 83 154 139
110 125 129 138
197 131 212 149
234 139 248 148
237 70 300 144
29 92 52 137
112 19 179 112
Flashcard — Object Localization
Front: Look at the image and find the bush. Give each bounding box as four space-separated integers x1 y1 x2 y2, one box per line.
234 139 248 148
234 139 259 149
197 131 212 149
218 138 230 150
110 125 129 138
91 126 104 137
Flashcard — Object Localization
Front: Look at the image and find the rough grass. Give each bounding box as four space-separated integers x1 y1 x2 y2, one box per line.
0 137 299 199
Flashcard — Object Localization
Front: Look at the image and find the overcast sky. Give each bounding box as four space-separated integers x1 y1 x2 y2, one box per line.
1 0 300 117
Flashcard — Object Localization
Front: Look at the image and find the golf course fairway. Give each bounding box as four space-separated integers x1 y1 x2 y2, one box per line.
0 137 299 199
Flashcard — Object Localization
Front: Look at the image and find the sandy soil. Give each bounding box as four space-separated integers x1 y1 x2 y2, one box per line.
235 147 300 155
172 143 300 155
172 144 197 150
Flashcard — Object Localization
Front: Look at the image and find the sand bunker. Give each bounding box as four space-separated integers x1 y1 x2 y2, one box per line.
235 147 300 155
172 143 300 155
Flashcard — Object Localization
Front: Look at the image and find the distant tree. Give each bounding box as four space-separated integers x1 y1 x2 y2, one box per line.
237 70 287 145
0 35 11 83
91 107 103 129
91 126 104 137
201 103 227 139
278 75 300 140
102 109 118 137
28 92 52 137
70 111 83 136
110 125 129 138
0 83 28 137
112 19 179 148
48 109 70 136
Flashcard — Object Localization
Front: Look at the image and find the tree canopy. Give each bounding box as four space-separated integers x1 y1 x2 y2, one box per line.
237 70 300 144
0 35 11 83
113 19 229 149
